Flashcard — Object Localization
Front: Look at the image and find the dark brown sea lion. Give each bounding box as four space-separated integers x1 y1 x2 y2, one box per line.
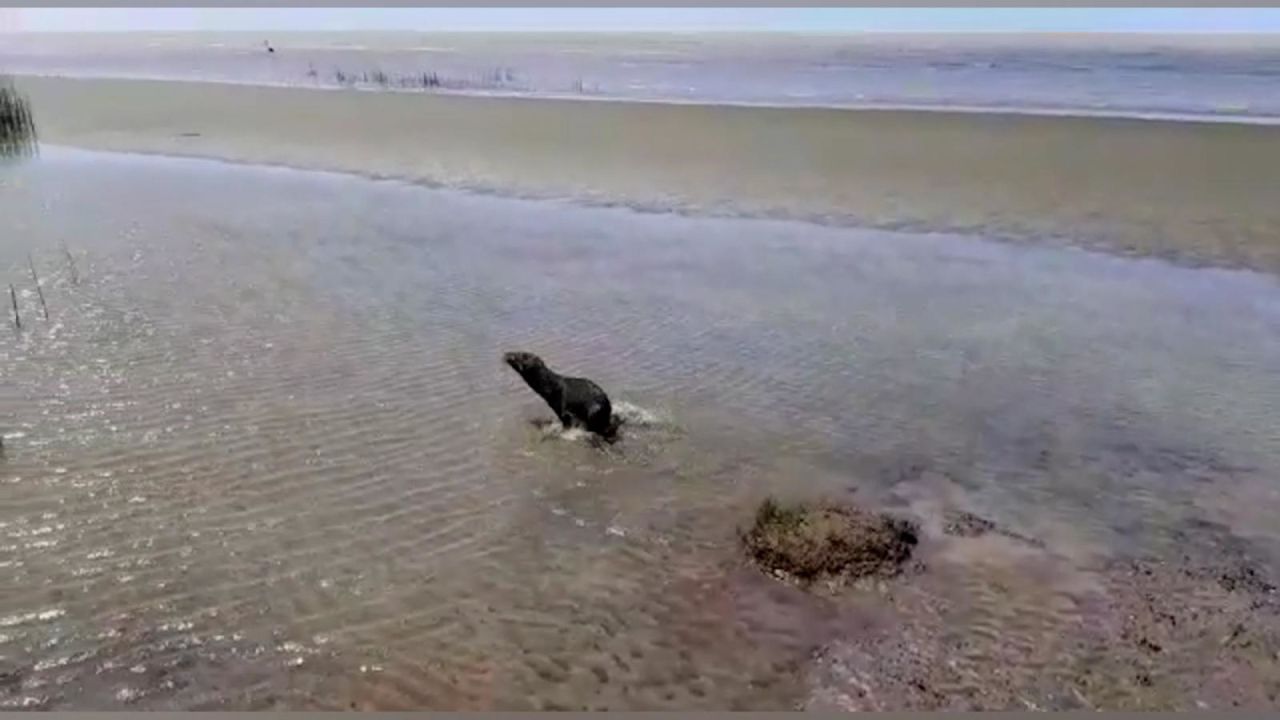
503 351 620 441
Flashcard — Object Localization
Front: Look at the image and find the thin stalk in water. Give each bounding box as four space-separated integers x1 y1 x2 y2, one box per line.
9 284 20 330
28 253 48 320
62 243 79 285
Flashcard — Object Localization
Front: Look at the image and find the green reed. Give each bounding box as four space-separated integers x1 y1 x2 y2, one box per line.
0 78 38 160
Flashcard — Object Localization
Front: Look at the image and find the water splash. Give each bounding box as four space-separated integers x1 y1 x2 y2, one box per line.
612 401 665 428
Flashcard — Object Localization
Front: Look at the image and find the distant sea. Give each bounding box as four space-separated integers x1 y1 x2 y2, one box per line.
3 31 1280 123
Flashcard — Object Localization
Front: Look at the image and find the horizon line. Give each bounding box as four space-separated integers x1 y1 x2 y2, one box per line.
8 28 1280 35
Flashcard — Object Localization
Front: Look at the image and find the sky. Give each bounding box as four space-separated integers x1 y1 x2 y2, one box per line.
3 8 1280 34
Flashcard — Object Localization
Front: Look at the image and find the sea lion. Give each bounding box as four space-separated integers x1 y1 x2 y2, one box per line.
503 351 619 441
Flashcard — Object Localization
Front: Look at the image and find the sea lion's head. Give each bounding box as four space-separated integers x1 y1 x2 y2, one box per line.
503 350 546 377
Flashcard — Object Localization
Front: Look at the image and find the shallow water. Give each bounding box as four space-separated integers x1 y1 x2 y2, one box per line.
1 148 1279 709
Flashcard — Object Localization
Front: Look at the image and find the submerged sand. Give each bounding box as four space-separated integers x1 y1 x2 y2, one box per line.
2 147 1279 710
17 75 1280 274
4 73 1280 710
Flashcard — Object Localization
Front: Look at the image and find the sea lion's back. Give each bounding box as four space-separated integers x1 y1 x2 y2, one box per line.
563 376 612 424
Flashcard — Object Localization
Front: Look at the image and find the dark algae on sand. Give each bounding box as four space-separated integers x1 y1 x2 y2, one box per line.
741 497 919 585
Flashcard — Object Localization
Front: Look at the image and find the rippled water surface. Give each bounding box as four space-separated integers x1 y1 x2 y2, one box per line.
1 148 1279 709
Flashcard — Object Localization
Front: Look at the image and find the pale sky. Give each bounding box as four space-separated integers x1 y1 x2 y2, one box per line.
3 8 1280 34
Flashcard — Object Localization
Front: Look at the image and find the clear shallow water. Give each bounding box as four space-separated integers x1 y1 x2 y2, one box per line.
1 148 1279 708
4 32 1280 122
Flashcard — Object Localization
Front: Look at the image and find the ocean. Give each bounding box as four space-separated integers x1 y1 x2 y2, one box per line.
3 31 1280 122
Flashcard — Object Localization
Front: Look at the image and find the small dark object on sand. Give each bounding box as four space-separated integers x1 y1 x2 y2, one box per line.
941 510 1046 548
742 497 918 584
1216 560 1276 596
942 510 997 538
503 351 620 441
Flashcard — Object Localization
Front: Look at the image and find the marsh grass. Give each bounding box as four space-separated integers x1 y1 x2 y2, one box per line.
311 62 606 97
325 65 545 94
0 78 37 159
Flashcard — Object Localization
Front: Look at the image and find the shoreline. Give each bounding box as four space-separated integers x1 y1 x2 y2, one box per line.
29 143 1280 292
16 75 1280 275
12 71 1280 127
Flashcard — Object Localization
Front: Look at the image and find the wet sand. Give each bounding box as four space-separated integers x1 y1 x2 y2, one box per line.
16 75 1280 274
1 145 1279 709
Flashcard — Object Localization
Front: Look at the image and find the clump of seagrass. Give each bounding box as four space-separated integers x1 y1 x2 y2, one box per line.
0 78 37 160
741 497 919 585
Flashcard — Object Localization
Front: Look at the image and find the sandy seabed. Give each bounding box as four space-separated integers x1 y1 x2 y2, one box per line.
1 76 1279 709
